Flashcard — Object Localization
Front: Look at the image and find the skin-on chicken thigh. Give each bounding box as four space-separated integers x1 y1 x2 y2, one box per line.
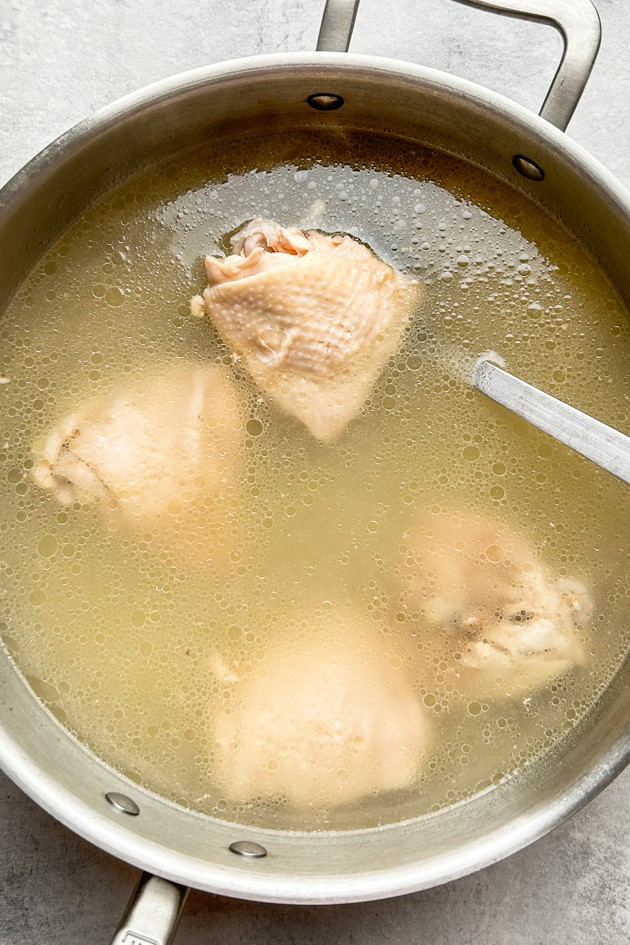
32 362 243 560
191 218 420 441
209 607 431 810
401 509 592 699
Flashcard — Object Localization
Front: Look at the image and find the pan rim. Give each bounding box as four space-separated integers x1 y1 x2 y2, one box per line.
1 49 630 904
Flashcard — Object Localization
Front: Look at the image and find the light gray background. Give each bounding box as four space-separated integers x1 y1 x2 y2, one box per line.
1 0 629 942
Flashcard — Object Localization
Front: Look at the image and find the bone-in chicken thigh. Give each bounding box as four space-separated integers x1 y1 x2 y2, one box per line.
402 510 591 699
32 362 243 559
210 607 431 810
192 218 419 441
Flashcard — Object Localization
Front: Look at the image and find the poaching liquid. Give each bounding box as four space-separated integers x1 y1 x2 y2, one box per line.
1 130 629 830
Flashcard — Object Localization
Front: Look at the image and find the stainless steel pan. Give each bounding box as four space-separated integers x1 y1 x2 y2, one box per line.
1 1 629 942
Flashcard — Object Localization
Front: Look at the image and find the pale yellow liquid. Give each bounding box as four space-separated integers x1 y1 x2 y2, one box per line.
1 131 629 830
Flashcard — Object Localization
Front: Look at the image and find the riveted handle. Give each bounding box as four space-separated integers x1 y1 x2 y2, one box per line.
316 0 601 131
109 873 189 945
316 0 360 52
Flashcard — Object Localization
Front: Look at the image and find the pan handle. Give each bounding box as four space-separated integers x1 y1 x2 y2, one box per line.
108 872 189 945
316 0 601 131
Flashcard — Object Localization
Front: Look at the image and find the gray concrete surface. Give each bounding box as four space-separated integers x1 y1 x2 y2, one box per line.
0 0 629 942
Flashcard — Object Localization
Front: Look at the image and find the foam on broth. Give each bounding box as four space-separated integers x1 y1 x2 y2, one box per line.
1 130 629 830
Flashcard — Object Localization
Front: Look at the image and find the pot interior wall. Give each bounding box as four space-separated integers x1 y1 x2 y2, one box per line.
1 55 629 900
2 636 629 901
2 58 630 309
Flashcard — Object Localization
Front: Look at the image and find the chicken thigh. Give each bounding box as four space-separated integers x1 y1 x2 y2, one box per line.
402 509 591 699
209 607 431 810
191 218 419 441
32 362 243 559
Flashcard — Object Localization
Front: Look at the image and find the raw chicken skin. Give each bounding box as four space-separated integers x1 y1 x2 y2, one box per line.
32 363 243 556
402 510 591 699
192 218 419 440
210 608 431 810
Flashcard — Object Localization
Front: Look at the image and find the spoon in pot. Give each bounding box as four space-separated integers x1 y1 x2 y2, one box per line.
471 354 630 486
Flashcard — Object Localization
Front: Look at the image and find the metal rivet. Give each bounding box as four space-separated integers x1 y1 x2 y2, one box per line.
105 792 140 816
229 840 268 858
512 155 545 182
307 93 345 111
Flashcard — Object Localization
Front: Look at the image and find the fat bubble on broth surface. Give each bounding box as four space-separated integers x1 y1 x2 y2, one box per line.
402 510 592 700
191 218 420 441
209 606 431 810
31 362 243 561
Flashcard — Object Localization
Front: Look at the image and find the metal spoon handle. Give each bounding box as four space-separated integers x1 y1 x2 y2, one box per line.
473 358 630 486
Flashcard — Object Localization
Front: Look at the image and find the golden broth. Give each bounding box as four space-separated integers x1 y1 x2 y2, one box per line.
1 130 629 830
